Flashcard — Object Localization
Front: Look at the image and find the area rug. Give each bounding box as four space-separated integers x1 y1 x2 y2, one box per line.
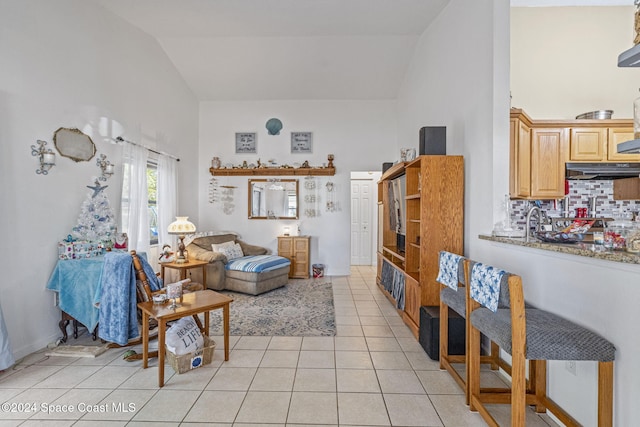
208 277 335 336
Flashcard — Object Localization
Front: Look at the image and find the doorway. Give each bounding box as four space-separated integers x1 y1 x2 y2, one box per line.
350 171 381 265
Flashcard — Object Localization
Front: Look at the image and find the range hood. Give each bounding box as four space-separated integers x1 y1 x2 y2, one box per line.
617 138 640 154
566 162 640 180
618 44 640 67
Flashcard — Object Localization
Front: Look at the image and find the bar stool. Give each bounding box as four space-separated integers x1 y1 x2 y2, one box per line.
437 251 512 405
467 261 615 426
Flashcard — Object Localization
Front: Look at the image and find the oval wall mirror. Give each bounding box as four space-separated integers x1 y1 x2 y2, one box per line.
53 127 97 162
248 179 298 219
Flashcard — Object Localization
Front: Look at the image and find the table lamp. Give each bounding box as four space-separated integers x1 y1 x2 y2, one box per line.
167 216 196 264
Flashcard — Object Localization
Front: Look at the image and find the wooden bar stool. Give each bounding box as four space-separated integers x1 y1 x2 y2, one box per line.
437 252 513 405
466 261 615 426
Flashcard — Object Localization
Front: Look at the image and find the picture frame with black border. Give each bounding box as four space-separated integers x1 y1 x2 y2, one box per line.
291 132 312 153
235 132 257 154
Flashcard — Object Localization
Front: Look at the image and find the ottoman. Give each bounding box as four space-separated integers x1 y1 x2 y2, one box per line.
224 255 291 295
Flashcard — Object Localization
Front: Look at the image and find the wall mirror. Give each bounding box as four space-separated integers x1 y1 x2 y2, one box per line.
248 179 298 219
53 127 97 162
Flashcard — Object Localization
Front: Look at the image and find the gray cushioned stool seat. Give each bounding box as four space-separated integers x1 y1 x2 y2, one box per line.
470 307 615 362
441 287 466 317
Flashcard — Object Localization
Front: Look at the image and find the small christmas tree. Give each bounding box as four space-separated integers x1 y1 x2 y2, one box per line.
71 179 117 243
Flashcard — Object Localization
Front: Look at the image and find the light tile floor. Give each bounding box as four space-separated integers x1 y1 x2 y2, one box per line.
0 266 560 426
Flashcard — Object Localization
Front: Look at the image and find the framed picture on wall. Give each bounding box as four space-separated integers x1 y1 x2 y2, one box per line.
291 132 312 153
236 132 257 153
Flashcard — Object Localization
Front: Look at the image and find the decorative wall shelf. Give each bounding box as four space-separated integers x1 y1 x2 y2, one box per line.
209 167 335 177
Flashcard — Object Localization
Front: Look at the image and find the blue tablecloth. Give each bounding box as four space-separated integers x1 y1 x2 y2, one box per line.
46 257 104 332
45 252 160 345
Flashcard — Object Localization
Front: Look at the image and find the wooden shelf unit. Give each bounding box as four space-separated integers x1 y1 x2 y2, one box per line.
209 167 335 176
377 155 464 338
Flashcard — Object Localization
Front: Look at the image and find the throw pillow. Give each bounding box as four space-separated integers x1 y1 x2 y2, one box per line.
210 240 236 253
217 243 244 261
165 317 204 356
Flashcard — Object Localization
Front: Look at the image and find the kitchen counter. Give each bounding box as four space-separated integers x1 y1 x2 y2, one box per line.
479 234 640 265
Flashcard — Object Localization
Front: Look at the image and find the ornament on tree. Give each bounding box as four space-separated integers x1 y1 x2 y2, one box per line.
71 179 117 243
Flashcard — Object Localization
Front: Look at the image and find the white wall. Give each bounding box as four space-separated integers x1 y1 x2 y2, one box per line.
397 0 507 252
395 0 638 424
0 0 199 359
198 101 397 275
511 6 637 119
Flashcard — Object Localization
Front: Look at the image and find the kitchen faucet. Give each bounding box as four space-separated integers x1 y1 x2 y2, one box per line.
525 205 542 243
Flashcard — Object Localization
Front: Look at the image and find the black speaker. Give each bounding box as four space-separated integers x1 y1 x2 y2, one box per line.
382 162 393 173
419 126 446 155
419 305 465 360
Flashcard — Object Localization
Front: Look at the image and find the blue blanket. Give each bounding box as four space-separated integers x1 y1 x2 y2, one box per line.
46 257 105 332
225 255 291 273
96 252 160 346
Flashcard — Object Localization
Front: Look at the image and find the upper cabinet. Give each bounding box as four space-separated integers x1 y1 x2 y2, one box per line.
607 128 640 161
569 127 640 162
570 128 607 161
510 109 635 200
530 127 568 199
510 110 568 199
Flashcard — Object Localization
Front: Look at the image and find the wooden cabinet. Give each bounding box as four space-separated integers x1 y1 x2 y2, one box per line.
607 128 640 161
509 109 636 200
569 127 639 162
570 128 607 161
530 128 568 199
510 110 568 199
377 155 464 337
510 116 531 197
278 236 310 278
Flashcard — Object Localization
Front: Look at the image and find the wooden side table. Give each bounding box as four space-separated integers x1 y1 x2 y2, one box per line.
138 289 233 387
160 259 208 284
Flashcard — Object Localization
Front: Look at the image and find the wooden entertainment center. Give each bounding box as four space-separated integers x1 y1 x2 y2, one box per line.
377 155 464 338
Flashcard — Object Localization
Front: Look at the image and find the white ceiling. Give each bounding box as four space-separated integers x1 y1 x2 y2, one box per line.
92 0 451 101
92 0 633 101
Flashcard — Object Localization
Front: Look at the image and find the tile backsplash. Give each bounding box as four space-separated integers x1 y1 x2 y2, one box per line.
509 180 640 228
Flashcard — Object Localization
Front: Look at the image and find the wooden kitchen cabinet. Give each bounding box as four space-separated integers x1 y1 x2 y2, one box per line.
509 109 637 200
569 127 639 162
607 128 640 161
530 127 568 199
510 110 568 199
570 128 607 161
510 116 532 197
278 236 310 278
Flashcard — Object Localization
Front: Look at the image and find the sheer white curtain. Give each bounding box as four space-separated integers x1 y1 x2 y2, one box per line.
121 143 150 254
157 154 177 249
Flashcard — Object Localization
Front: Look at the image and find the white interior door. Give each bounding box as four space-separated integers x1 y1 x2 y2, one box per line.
350 179 372 265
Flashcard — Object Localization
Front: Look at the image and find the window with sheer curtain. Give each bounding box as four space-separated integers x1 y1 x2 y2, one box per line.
121 143 176 253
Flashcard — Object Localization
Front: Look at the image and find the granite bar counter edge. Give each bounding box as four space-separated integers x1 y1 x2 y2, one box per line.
478 234 640 265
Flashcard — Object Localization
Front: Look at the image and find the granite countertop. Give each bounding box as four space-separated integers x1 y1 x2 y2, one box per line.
479 234 640 265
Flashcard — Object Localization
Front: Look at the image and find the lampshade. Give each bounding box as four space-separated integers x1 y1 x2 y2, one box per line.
167 216 196 235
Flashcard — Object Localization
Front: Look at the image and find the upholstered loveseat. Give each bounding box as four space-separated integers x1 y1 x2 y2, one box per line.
184 232 290 295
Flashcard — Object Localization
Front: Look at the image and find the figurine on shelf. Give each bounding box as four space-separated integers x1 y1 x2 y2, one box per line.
301 160 310 168
327 154 334 168
242 160 248 169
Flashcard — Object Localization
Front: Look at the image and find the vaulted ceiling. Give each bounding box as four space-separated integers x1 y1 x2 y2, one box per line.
92 0 631 101
92 0 451 101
